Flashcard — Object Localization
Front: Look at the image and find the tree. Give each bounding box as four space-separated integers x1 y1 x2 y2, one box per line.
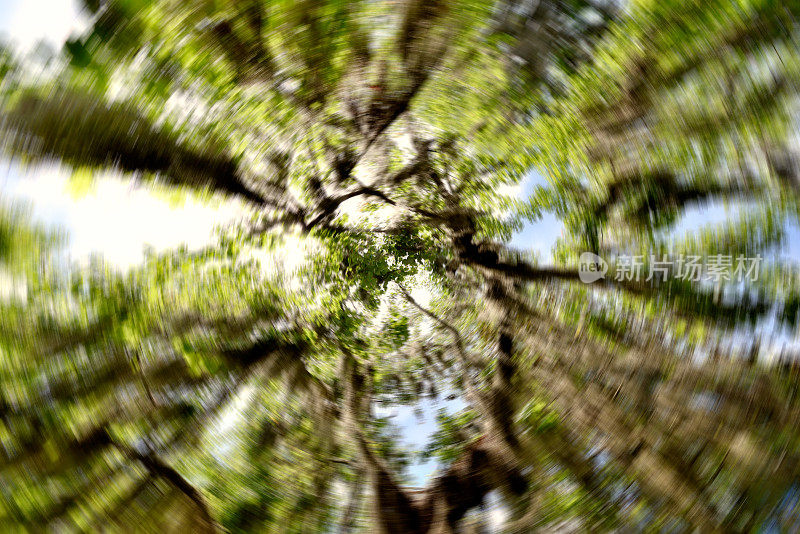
1 0 800 531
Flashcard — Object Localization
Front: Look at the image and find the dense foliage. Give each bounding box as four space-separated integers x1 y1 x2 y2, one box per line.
1 0 800 531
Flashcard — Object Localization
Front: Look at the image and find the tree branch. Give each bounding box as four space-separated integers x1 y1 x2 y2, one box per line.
107 433 218 532
1 91 267 205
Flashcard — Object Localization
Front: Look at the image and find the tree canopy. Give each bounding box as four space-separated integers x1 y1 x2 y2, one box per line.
2 0 800 531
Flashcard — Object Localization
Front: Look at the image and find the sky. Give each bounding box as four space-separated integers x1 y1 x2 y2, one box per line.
0 0 86 51
2 162 248 267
